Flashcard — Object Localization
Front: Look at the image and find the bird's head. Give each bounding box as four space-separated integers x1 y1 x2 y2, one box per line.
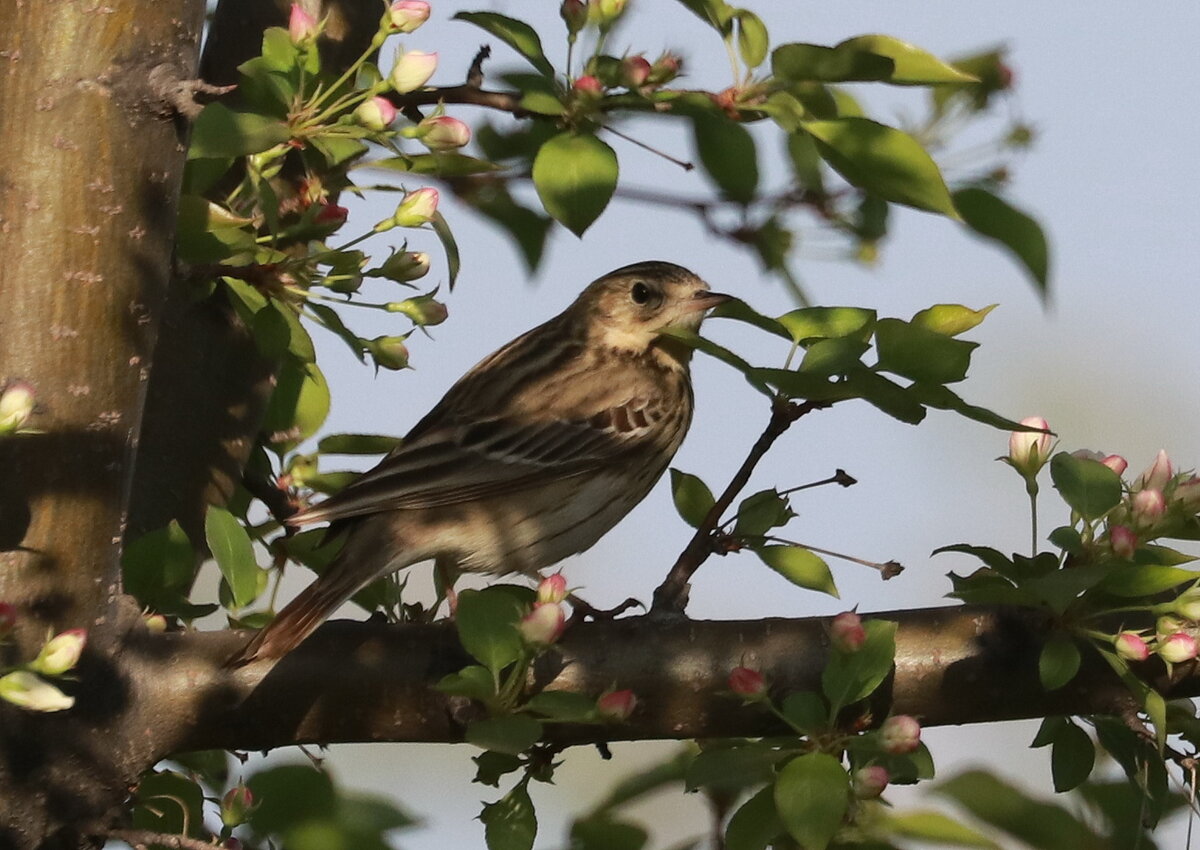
577 261 729 362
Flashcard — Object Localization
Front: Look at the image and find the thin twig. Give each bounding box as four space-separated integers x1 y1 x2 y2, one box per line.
651 397 831 615
107 829 219 850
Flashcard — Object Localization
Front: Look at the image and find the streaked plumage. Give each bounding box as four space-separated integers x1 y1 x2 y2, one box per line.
231 261 726 664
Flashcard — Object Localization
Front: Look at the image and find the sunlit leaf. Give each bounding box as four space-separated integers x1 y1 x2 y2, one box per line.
532 132 618 237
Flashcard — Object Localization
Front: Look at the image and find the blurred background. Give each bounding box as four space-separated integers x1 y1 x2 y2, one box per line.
232 1 1200 846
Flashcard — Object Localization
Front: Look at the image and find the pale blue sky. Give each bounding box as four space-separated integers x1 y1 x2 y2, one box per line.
244 2 1200 847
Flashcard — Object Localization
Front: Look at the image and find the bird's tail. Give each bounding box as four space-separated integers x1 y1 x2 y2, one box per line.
226 560 368 667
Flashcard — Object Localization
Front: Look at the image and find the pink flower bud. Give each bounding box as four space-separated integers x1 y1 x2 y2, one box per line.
593 0 629 26
0 671 74 712
537 573 569 605
354 96 398 132
996 62 1015 90
31 628 87 675
1137 450 1174 492
853 766 889 799
417 115 471 151
386 0 430 33
314 203 348 225
371 250 430 282
648 52 682 85
288 4 319 44
1114 631 1150 662
1158 632 1198 664
0 602 16 635
596 689 637 721
1157 614 1188 641
1131 488 1166 528
1173 477 1200 511
830 611 866 653
389 50 438 94
1102 455 1128 476
572 75 604 99
221 785 255 827
1174 588 1200 621
620 55 652 89
879 715 921 755
387 292 448 327
560 0 588 35
519 602 566 645
1109 525 1137 559
143 613 168 634
1007 417 1051 477
0 381 36 435
390 187 439 228
728 666 767 698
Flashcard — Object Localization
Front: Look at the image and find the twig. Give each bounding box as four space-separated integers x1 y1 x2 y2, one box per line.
651 397 831 615
243 465 299 529
386 85 531 119
107 829 218 850
466 45 491 88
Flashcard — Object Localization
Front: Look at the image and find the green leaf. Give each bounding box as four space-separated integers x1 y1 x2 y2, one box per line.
525 690 598 722
204 505 260 609
453 12 554 77
133 771 207 838
936 771 1103 850
734 489 792 537
670 468 716 528
308 302 366 362
480 782 537 850
570 817 647 850
310 134 368 167
188 103 290 159
660 327 773 396
874 317 977 384
672 0 735 34
1050 720 1095 791
756 546 838 597
726 786 785 850
840 371 927 424
503 73 565 116
473 751 524 787
1098 564 1197 596
686 745 783 793
881 811 999 848
1049 452 1122 520
262 361 331 451
532 132 618 237
774 753 849 850
1023 565 1111 614
822 619 897 708
772 43 893 83
430 211 461 289
954 187 1049 295
466 714 543 755
455 588 525 674
122 521 196 614
371 153 504 177
1038 635 1080 691
735 10 769 69
436 664 497 702
692 113 759 204
909 384 1030 431
317 433 402 455
174 195 255 263
837 35 979 85
797 337 870 375
804 117 959 217
251 301 292 360
933 544 1018 577
780 691 828 734
461 182 552 272
777 306 876 343
911 303 996 337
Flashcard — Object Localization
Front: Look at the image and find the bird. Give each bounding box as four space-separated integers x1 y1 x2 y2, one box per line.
230 260 728 664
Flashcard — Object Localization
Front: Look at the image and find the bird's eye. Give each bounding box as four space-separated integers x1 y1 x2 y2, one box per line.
630 282 652 304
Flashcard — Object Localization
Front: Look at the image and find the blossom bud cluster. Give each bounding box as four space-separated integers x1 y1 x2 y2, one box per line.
518 574 569 645
1101 449 1200 554
0 624 88 713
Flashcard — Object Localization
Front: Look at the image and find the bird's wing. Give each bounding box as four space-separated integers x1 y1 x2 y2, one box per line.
287 400 660 525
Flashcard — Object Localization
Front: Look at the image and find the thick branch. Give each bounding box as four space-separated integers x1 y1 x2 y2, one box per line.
120 606 1196 756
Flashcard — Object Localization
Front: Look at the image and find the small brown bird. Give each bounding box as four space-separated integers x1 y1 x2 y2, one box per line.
231 261 727 664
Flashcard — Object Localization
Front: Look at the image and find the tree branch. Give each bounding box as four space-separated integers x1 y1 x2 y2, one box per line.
117 605 1197 757
652 398 830 614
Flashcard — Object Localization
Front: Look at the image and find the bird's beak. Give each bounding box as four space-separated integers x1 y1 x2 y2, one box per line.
686 290 732 313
